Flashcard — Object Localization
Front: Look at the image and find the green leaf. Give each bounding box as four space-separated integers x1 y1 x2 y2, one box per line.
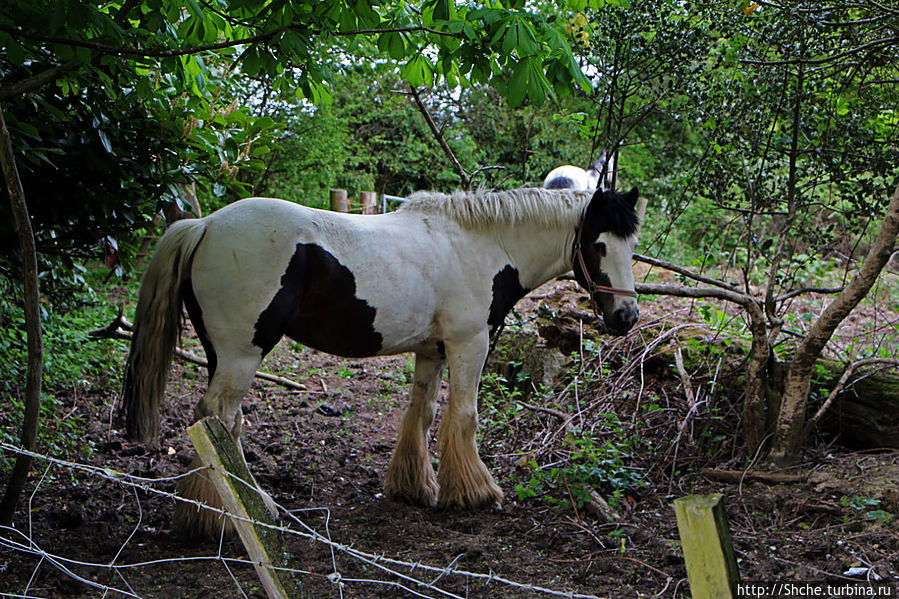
280 30 306 57
378 31 406 60
514 17 539 56
501 20 519 56
402 55 434 87
339 7 357 33
527 60 545 106
508 58 528 108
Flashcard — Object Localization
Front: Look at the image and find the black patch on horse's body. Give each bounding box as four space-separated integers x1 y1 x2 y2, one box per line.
183 278 217 382
487 265 529 334
545 176 576 189
253 243 383 358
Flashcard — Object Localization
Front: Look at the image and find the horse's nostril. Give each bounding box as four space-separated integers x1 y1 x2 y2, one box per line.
614 307 638 332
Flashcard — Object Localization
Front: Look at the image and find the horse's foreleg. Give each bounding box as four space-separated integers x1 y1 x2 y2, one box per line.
385 354 446 506
174 354 276 539
437 332 503 509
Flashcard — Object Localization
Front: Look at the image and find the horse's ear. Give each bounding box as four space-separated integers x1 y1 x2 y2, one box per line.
589 149 607 172
636 196 648 228
626 186 639 207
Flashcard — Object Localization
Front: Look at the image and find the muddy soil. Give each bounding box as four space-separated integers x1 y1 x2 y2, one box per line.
1 280 897 598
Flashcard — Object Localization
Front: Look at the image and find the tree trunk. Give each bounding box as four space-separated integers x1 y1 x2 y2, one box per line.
769 183 899 464
0 104 43 526
742 301 771 457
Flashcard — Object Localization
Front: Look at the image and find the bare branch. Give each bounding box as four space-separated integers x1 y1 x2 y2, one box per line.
635 282 756 307
0 23 454 60
776 286 844 302
771 182 899 462
740 36 899 67
88 309 307 392
634 254 741 292
0 104 43 526
700 469 807 484
409 85 471 189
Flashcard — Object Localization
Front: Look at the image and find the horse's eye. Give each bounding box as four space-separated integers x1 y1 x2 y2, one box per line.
593 241 607 256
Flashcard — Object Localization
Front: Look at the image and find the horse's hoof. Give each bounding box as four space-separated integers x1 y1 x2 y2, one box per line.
436 483 504 511
384 483 439 508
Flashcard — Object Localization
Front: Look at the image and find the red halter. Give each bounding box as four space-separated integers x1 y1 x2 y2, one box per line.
572 226 637 318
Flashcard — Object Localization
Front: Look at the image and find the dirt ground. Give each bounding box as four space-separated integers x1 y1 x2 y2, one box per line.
1 279 898 598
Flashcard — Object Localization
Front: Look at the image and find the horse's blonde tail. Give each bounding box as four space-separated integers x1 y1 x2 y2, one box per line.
122 219 208 444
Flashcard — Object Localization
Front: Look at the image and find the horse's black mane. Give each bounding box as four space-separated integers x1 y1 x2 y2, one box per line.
601 189 640 239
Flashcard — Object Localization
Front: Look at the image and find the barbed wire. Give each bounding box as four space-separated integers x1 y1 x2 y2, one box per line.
0 442 606 599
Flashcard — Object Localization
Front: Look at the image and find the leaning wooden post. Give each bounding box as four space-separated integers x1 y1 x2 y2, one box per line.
329 188 348 213
188 417 302 599
673 493 739 599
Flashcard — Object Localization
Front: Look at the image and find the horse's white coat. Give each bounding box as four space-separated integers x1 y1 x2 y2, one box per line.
543 164 594 191
126 187 640 536
543 151 615 192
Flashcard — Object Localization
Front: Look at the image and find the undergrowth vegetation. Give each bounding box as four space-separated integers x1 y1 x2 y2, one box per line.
0 272 127 470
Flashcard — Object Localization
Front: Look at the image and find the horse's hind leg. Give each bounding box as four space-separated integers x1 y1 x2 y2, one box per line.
384 354 446 506
174 352 276 539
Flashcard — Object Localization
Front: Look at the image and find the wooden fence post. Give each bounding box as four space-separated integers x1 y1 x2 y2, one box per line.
188 417 303 599
673 493 739 599
329 188 348 213
360 191 378 214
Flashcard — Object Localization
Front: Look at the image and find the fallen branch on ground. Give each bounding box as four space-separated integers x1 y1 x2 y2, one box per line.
700 469 807 484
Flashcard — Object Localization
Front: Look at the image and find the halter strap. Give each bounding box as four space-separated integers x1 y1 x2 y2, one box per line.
572 226 637 318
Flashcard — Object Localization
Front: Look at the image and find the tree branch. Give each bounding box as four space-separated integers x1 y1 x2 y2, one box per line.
0 0 139 102
88 308 306 392
409 85 471 189
740 36 899 67
0 23 455 60
770 182 899 462
776 286 844 302
0 62 81 102
634 253 741 292
635 282 756 308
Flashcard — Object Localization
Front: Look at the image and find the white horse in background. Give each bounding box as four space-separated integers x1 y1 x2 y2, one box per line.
543 149 616 191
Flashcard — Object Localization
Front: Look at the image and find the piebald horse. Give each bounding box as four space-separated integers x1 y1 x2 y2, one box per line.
543 149 615 191
123 186 641 538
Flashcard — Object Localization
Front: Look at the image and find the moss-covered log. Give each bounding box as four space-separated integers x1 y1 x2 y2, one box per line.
811 358 899 449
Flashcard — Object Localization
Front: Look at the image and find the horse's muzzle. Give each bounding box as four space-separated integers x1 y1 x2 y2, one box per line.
608 305 639 335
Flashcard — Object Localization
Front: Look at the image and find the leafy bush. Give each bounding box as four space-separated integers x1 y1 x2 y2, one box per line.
0 286 126 469
515 417 646 510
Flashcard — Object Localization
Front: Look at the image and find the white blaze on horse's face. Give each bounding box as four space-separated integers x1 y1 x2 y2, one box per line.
594 230 639 333
572 187 641 335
